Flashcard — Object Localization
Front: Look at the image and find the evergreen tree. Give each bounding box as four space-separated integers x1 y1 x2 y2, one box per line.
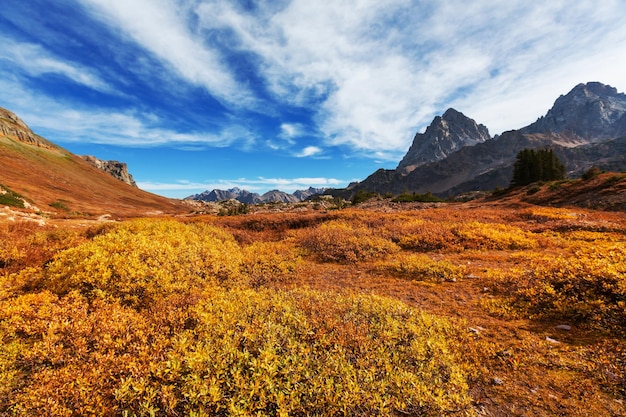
511 148 566 187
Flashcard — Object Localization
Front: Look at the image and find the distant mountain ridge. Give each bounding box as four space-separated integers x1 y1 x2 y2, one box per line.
341 82 626 198
186 186 327 204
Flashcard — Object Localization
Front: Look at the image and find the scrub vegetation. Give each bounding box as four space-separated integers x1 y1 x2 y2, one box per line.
1 203 625 416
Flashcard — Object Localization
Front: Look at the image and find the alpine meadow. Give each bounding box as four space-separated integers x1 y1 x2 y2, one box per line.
2 1 626 414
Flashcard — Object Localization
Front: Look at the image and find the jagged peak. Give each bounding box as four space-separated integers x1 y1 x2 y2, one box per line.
397 108 491 174
522 81 626 140
569 81 620 98
441 107 464 119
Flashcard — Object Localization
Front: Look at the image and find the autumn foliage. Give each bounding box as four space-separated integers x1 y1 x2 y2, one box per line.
1 203 625 416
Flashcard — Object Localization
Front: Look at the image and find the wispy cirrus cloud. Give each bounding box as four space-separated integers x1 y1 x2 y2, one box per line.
77 0 257 109
30 108 254 148
0 40 113 93
0 74 254 149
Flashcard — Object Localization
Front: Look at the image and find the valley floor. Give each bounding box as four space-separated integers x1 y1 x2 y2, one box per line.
1 200 625 416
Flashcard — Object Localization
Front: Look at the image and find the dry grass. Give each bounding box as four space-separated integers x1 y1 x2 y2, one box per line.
1 134 188 218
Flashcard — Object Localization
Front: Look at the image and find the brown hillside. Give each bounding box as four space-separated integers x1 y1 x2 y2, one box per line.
486 173 626 212
0 107 187 218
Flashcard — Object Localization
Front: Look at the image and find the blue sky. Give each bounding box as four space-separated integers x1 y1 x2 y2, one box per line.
1 0 625 198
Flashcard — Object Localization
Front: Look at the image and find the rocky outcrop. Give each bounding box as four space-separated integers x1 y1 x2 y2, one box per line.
82 155 138 187
0 107 56 149
397 108 491 174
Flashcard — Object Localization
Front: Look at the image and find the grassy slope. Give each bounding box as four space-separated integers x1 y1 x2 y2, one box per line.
489 172 626 212
0 135 187 218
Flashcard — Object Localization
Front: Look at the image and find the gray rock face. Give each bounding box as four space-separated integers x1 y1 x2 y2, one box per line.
521 82 626 141
82 155 138 187
261 190 300 204
0 107 56 149
397 108 491 174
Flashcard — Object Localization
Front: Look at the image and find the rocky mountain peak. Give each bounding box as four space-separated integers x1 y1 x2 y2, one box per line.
521 81 626 141
82 155 138 187
396 108 491 174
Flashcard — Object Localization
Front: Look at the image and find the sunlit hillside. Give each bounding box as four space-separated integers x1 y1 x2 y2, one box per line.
1 198 625 416
0 110 187 219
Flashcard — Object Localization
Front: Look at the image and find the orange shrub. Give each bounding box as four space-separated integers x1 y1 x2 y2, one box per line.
393 220 460 252
0 222 84 275
297 220 400 263
240 240 302 286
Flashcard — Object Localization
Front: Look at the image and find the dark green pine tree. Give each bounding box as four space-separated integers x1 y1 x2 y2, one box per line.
511 148 566 187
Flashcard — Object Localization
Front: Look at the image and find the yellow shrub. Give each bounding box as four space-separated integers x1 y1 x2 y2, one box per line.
1 287 474 416
520 207 580 221
493 243 626 332
454 221 538 250
298 220 400 263
0 291 162 416
376 253 467 282
37 219 243 308
119 288 474 416
562 230 625 243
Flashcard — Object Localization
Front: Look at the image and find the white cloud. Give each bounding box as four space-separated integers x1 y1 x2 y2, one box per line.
0 75 254 148
0 40 112 93
33 109 253 147
77 0 256 108
295 146 322 158
279 123 306 140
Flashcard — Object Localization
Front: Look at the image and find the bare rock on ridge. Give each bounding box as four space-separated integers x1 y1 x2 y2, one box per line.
521 82 626 142
0 107 57 149
397 108 491 175
82 155 138 187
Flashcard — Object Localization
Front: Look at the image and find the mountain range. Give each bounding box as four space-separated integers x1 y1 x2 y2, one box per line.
2 81 625 214
337 82 626 198
186 187 327 204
